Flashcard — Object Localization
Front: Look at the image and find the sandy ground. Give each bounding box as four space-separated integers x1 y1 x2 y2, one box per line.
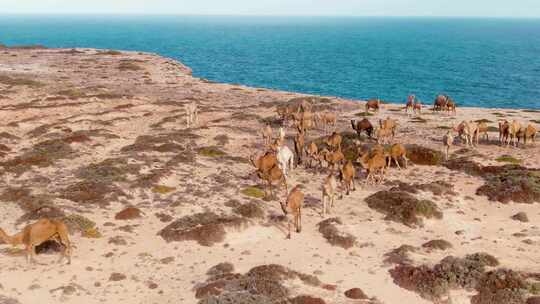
0 47 539 304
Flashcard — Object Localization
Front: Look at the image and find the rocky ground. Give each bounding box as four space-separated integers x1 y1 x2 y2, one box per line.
0 46 539 304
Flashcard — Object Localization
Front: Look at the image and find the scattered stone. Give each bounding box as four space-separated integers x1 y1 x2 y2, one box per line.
108 236 127 246
344 288 368 299
512 212 529 222
115 207 143 220
422 239 453 251
109 273 127 282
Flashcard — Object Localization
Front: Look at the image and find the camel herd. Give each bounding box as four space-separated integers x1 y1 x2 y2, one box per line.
248 95 538 239
0 94 537 263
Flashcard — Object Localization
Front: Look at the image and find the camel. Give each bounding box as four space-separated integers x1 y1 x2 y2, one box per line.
185 101 198 128
280 185 304 239
0 218 72 265
365 99 381 113
351 119 374 139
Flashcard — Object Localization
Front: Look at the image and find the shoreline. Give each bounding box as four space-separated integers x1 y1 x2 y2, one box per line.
0 47 539 304
2 44 539 111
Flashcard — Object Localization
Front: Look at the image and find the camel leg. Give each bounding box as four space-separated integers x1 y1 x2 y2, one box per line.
322 193 327 216
297 207 302 233
394 158 401 170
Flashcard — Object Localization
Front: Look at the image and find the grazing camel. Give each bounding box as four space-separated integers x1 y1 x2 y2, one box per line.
293 130 305 166
413 101 422 115
446 98 457 115
321 174 338 216
262 124 273 147
376 127 393 145
351 119 374 139
185 101 198 128
320 147 345 172
442 130 454 161
0 218 72 265
461 121 479 147
379 118 397 139
433 95 448 112
405 95 415 114
523 124 537 145
325 132 342 151
387 143 408 170
340 160 356 195
258 165 288 199
365 99 381 113
356 150 386 184
280 185 304 239
305 142 319 168
508 120 522 147
499 120 510 145
250 151 278 175
476 122 489 143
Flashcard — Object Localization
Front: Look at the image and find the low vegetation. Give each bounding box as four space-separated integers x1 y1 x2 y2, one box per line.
158 212 248 246
365 189 442 228
317 218 356 249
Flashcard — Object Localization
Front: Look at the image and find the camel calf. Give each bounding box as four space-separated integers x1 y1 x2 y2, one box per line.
322 174 338 216
185 101 198 128
280 185 304 239
0 218 72 265
340 160 356 195
523 124 537 145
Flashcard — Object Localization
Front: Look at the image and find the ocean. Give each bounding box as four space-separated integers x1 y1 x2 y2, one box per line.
1 15 539 109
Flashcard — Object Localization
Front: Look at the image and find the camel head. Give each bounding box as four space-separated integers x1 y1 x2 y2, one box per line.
249 152 260 169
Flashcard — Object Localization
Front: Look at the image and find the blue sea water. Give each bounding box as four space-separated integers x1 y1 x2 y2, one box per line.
1 15 539 109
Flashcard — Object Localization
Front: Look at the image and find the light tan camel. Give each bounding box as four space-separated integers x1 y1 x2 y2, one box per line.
0 218 72 265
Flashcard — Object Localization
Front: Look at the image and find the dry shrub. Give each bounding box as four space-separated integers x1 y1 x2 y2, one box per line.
121 131 198 154
118 62 142 71
390 253 499 302
290 296 326 304
471 269 528 304
233 202 265 219
446 160 540 204
158 212 248 246
0 138 74 175
196 263 323 304
405 144 444 166
422 239 453 251
96 50 122 55
197 146 227 158
384 244 417 265
317 218 356 249
115 207 143 220
365 190 442 228
391 180 456 196
0 75 44 87
476 167 540 204
68 158 138 205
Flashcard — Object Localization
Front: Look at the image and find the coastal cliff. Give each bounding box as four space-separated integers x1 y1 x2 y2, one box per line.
0 47 539 304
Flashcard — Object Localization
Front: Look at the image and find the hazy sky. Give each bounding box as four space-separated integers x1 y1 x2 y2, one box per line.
2 0 540 17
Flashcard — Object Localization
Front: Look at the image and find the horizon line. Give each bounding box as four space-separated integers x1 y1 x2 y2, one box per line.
1 13 540 19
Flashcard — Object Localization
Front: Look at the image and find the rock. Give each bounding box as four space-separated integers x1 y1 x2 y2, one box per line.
108 236 127 246
147 282 158 290
527 297 540 304
422 239 453 251
344 288 368 299
115 207 142 220
109 273 127 282
511 212 529 222
160 257 175 264
206 262 234 276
